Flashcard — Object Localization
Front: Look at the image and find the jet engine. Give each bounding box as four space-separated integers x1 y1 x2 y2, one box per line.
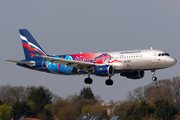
94 65 114 76
120 71 144 79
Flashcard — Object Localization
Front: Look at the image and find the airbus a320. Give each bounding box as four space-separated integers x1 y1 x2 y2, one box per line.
5 29 177 86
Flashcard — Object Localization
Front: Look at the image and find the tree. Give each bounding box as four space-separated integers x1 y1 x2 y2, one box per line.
79 87 95 100
171 77 180 109
75 98 94 113
3 86 26 105
65 92 79 104
89 103 107 115
52 100 70 114
0 100 4 106
146 87 173 103
94 95 104 103
0 103 12 120
126 87 145 102
28 86 52 106
51 94 63 103
0 85 11 100
11 101 32 120
113 101 132 120
125 100 178 120
56 103 79 120
28 86 52 117
154 99 178 120
81 104 92 114
0 85 37 106
126 101 155 120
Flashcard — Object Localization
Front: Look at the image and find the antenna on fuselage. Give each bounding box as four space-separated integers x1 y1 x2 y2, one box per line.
150 47 153 50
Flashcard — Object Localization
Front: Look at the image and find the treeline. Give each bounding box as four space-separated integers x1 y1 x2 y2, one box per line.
0 77 180 120
113 76 180 120
0 86 105 120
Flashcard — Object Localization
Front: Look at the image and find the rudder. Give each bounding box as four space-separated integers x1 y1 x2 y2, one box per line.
19 29 47 59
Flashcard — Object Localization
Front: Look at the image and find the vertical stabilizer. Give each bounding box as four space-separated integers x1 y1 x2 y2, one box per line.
19 29 47 59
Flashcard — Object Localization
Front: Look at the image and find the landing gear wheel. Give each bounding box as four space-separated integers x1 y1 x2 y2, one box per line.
151 70 157 81
152 77 157 81
84 78 93 84
105 79 113 86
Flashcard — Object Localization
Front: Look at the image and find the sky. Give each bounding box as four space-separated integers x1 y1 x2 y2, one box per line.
0 1 180 103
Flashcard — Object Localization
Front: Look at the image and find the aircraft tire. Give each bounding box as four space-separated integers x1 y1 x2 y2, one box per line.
84 78 93 84
105 79 113 86
152 77 157 81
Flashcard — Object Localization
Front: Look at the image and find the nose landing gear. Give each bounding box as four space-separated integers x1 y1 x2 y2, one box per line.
151 70 157 81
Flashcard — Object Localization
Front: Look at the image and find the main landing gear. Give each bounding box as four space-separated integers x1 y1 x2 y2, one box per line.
84 77 93 84
84 75 114 86
84 74 93 84
105 77 113 86
151 70 157 81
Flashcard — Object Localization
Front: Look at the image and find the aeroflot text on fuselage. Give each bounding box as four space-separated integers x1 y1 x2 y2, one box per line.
120 51 141 54
4 29 177 86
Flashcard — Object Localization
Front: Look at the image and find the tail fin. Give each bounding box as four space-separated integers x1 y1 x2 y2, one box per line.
19 29 47 59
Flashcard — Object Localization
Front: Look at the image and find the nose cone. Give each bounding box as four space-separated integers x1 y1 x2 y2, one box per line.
167 57 177 66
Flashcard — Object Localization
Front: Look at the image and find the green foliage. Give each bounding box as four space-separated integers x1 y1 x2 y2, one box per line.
44 104 55 116
154 100 178 120
79 87 95 100
56 103 79 120
28 86 52 106
0 103 12 120
126 100 178 120
89 103 107 115
81 104 91 114
113 101 132 120
28 86 52 117
0 100 4 106
12 101 33 120
126 101 155 120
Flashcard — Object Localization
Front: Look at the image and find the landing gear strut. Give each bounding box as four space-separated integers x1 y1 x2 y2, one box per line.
105 76 113 86
84 74 93 84
151 70 157 81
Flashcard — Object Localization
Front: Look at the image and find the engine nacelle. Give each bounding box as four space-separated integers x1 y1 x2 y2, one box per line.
94 65 114 76
120 71 144 79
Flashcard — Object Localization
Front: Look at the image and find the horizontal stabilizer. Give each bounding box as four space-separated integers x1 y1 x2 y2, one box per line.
4 59 35 67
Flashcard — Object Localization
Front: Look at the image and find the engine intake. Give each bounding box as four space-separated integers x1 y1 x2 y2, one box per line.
120 71 144 79
94 65 114 76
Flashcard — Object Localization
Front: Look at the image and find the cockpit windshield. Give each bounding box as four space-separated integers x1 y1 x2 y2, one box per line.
158 53 170 56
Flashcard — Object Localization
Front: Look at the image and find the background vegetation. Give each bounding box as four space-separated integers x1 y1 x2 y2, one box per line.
0 77 180 120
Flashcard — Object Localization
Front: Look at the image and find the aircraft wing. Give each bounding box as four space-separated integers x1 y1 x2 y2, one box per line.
35 55 103 72
4 59 35 67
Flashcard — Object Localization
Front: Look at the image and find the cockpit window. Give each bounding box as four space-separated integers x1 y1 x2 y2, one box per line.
158 53 170 56
165 53 170 56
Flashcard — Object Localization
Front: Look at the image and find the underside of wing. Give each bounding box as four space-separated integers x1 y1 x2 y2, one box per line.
35 55 103 72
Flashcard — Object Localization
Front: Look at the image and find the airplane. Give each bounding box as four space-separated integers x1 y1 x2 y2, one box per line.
5 29 177 86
